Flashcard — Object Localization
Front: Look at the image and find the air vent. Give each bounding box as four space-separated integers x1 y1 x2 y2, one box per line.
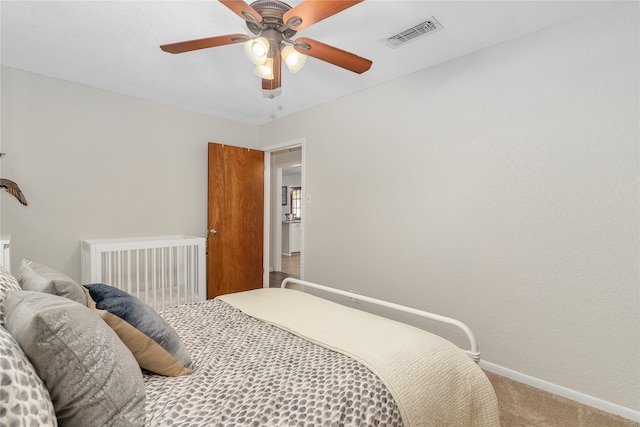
383 17 443 49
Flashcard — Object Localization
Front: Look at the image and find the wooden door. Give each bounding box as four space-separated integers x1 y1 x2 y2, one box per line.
207 143 264 298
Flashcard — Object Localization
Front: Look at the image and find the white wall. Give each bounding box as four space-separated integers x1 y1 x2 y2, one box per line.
258 3 639 413
0 66 258 279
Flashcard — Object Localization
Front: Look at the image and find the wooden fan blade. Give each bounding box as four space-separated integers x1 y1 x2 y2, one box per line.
294 37 372 74
262 48 282 90
219 0 262 24
160 34 249 54
284 0 363 31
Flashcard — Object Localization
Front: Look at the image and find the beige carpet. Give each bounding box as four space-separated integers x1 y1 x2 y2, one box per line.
484 371 638 427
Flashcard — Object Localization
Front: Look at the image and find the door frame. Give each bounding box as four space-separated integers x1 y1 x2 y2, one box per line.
262 138 306 287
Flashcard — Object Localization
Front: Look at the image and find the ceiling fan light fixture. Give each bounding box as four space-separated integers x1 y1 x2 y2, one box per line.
244 37 270 64
161 0 373 93
254 57 275 79
281 45 306 73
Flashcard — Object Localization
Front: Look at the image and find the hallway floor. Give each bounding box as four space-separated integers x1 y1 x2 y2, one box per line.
269 253 300 288
281 253 300 276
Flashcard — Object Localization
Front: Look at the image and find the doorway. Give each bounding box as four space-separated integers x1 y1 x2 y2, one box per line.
262 139 305 288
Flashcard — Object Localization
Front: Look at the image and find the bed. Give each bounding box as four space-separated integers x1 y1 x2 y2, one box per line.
0 262 500 426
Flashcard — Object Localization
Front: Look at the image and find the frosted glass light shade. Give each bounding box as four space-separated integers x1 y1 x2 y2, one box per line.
254 57 274 79
244 37 269 65
282 45 307 73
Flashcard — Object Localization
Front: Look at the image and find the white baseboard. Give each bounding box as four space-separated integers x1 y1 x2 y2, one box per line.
479 361 640 423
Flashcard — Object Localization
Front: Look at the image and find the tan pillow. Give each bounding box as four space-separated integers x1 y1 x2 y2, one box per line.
84 283 193 376
98 309 193 376
17 259 87 305
4 290 146 426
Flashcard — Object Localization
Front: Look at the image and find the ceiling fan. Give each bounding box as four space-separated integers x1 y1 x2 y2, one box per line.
160 0 373 94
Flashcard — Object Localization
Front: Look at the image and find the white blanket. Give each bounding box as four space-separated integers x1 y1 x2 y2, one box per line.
219 288 500 427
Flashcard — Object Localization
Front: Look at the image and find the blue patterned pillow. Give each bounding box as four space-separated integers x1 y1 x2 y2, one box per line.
84 284 193 376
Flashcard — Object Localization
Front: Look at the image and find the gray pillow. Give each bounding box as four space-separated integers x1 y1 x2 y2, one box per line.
0 266 21 327
17 259 88 306
4 290 146 426
0 323 57 426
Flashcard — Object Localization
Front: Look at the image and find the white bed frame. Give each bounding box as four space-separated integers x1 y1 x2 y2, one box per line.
281 278 481 362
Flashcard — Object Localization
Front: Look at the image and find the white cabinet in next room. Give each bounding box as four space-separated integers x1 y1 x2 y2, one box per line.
282 222 301 256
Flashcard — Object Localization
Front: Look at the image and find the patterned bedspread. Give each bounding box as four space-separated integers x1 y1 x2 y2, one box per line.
219 289 500 427
144 298 403 426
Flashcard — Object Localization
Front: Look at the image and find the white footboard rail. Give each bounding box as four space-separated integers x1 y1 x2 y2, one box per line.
281 278 481 362
81 235 206 311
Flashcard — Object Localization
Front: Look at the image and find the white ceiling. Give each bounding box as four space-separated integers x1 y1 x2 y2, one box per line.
0 1 615 125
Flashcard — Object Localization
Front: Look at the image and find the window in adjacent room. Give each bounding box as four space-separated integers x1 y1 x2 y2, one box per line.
290 186 302 220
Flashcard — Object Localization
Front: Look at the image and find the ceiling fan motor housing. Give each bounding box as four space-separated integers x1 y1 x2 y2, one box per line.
247 0 298 39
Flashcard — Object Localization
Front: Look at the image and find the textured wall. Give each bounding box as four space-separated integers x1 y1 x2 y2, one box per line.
258 3 639 411
1 67 258 279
